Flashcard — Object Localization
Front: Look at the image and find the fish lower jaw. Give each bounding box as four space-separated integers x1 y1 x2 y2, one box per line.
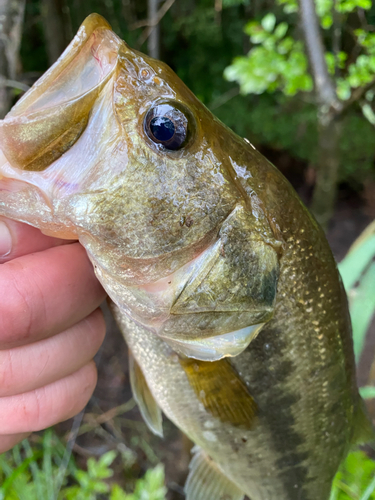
113 302 266 361
158 322 265 361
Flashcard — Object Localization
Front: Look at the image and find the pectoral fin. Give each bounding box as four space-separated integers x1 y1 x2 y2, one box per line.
179 357 257 428
185 446 244 500
129 350 163 437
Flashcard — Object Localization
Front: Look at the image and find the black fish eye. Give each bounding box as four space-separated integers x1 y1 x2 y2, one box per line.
144 103 189 150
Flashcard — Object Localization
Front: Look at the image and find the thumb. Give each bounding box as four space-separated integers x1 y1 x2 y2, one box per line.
0 217 75 263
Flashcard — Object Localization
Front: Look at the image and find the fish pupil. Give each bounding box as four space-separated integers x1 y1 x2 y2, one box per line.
144 103 191 151
150 116 175 142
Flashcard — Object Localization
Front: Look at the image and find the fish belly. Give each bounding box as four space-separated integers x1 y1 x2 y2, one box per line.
114 306 351 500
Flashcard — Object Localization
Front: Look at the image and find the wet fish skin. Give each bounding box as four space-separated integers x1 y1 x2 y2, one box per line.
113 148 357 500
0 14 366 500
0 14 281 353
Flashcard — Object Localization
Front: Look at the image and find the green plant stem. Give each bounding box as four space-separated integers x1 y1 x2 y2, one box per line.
361 475 375 500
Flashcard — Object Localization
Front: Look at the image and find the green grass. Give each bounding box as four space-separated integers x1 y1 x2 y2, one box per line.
0 429 167 500
330 452 375 500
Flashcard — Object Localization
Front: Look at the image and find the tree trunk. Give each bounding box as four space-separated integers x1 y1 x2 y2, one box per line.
311 114 342 228
0 0 25 118
298 0 343 230
148 0 160 59
41 0 72 65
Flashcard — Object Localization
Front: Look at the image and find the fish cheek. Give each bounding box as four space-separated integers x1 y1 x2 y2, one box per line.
179 357 258 429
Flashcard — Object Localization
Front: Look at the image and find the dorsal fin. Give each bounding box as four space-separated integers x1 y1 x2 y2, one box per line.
129 350 163 437
185 446 244 500
179 357 258 428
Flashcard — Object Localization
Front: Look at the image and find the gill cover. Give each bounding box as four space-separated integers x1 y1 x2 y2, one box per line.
0 14 118 171
157 203 280 360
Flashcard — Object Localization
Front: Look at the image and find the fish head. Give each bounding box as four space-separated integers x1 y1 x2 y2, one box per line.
0 14 283 360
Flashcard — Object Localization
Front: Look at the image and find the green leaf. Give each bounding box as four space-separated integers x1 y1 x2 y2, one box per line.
277 0 299 13
338 233 375 290
274 22 288 39
339 222 375 362
223 0 250 6
359 386 375 399
362 103 375 125
110 484 129 500
332 451 375 499
361 475 375 500
321 13 333 29
349 262 375 362
98 450 117 469
261 13 276 33
325 53 336 75
250 31 269 44
338 0 372 12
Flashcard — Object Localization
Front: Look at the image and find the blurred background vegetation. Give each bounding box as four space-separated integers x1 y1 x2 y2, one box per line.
0 0 375 498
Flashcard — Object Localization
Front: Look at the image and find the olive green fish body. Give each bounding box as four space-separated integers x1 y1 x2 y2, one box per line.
113 142 358 500
0 14 364 500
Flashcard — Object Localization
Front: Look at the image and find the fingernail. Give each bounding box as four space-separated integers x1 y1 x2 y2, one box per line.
0 221 12 257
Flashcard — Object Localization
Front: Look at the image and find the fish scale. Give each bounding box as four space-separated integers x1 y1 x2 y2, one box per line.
0 13 369 500
114 308 283 500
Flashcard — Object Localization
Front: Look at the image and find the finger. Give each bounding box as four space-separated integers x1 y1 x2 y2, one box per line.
0 361 97 434
0 243 106 349
0 432 30 454
0 308 105 397
0 217 72 263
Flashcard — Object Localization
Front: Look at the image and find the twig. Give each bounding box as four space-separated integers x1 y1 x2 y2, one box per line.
0 77 29 91
131 0 175 29
71 399 136 438
54 410 85 499
358 8 374 31
215 0 222 24
209 87 240 111
136 0 175 49
341 78 375 114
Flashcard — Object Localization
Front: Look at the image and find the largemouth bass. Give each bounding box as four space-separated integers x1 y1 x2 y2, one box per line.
0 14 370 500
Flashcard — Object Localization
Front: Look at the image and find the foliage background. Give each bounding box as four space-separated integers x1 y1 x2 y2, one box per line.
0 0 375 499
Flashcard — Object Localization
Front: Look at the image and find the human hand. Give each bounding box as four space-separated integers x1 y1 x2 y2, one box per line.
0 217 107 453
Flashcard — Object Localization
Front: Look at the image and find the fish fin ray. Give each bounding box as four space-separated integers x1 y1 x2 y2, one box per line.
179 357 258 428
185 446 244 500
129 349 163 437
